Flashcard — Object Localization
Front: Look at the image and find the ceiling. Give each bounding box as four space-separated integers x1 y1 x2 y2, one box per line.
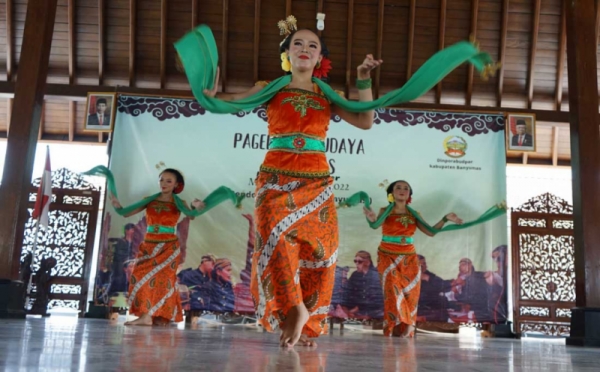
0 0 597 166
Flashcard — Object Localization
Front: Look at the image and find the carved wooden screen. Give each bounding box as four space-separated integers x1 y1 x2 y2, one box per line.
511 193 575 337
21 168 101 316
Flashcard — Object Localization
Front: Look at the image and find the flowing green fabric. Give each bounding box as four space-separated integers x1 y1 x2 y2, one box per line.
174 24 498 114
338 191 506 234
82 166 244 218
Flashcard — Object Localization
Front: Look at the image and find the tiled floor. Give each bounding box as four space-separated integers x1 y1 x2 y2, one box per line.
0 317 599 371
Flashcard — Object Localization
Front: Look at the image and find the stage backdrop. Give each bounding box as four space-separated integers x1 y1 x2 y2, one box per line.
94 95 508 324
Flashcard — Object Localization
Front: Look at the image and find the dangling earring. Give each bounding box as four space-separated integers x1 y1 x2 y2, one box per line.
387 193 394 203
316 61 321 69
406 196 412 205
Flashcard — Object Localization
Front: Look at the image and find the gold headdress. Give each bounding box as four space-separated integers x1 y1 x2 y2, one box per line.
278 15 298 37
278 15 298 71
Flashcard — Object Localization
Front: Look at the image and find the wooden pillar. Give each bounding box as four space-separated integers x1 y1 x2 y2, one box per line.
565 0 600 347
0 0 58 281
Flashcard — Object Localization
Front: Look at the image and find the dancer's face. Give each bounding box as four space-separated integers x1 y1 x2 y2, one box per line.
392 182 411 202
159 172 178 194
287 30 323 73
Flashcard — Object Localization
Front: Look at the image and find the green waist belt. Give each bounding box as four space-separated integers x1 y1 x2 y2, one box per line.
382 235 414 245
269 135 326 153
147 225 176 234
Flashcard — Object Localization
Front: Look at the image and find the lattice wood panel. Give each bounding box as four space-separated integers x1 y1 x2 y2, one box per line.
511 192 574 337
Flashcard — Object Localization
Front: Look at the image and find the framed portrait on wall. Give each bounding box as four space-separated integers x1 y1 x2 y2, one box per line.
506 113 536 152
84 92 117 132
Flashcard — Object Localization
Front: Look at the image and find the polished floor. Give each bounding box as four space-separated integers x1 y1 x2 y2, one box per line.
0 316 599 371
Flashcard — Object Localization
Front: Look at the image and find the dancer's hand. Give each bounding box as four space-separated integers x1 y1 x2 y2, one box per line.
445 213 463 224
110 193 122 209
363 207 377 222
191 198 205 210
203 67 220 97
357 54 383 80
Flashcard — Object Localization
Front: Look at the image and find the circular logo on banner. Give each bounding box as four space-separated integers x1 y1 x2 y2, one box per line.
443 136 467 158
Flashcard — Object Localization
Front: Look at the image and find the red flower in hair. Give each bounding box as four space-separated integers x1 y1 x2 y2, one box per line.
173 183 185 194
313 57 332 79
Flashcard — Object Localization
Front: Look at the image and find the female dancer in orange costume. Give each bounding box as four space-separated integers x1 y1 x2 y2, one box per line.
204 17 382 347
364 180 463 338
110 168 205 326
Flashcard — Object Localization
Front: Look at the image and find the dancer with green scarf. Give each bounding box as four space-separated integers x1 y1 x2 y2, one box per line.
340 181 506 338
174 14 498 347
84 165 243 326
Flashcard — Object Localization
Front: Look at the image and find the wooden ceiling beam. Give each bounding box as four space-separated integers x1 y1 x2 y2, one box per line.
555 1 567 111
552 126 559 166
6 98 11 136
6 0 13 81
596 0 600 47
68 0 75 84
129 0 136 87
345 0 354 98
436 0 447 104
406 0 416 81
466 0 479 105
286 0 292 16
68 101 75 142
253 0 261 82
374 0 385 99
160 0 167 89
497 0 509 107
221 0 229 93
99 0 105 85
38 103 44 141
0 82 576 123
192 0 198 29
506 157 571 167
527 0 542 109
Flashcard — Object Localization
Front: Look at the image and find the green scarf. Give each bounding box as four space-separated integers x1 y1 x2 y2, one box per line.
174 24 498 114
339 191 506 234
83 165 244 218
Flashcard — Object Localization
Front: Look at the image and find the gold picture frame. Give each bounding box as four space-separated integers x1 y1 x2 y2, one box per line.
506 113 536 153
84 92 117 132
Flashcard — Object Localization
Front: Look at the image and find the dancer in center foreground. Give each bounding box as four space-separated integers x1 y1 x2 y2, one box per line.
203 23 381 348
175 14 498 347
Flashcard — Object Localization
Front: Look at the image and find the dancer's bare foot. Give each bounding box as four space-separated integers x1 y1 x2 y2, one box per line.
400 324 415 338
392 324 403 337
125 313 152 326
297 334 317 347
153 317 170 327
280 304 310 348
